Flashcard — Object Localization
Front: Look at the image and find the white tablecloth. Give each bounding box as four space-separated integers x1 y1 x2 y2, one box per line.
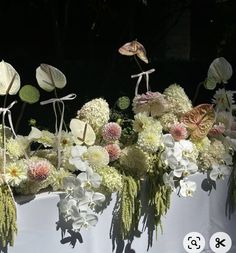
2 173 236 253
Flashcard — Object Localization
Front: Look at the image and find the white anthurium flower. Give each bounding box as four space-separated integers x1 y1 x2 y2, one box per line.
36 63 66 92
205 57 233 90
210 163 231 181
27 127 42 140
72 211 98 231
179 180 197 197
0 60 21 95
163 172 176 191
77 167 102 189
70 118 96 146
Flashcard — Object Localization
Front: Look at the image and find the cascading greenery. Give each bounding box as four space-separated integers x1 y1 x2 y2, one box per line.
120 175 141 239
0 184 17 248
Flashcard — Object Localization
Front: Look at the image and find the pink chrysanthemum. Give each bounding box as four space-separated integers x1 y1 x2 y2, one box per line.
28 159 51 181
169 122 188 141
105 143 121 161
208 123 225 137
102 122 122 143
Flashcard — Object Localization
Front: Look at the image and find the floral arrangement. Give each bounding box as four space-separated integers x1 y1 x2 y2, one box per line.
0 41 236 251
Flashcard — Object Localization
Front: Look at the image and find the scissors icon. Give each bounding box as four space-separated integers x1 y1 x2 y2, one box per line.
215 237 226 248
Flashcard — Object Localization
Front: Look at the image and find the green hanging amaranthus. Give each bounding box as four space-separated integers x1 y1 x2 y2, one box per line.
0 184 17 247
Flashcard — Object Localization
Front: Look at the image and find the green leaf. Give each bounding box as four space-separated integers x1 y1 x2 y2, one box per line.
19 85 40 104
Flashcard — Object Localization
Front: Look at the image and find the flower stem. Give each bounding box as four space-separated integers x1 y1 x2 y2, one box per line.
15 102 26 134
134 55 144 72
192 81 204 105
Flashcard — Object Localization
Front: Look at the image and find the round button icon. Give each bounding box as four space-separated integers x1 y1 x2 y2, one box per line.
209 232 232 252
183 232 205 253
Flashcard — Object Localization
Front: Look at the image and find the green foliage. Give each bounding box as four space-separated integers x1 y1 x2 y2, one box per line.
19 85 40 104
0 184 17 247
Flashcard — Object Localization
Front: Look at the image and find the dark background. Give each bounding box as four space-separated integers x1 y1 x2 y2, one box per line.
0 0 236 133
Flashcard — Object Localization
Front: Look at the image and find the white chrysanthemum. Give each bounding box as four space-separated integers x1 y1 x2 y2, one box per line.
83 146 109 169
158 112 178 132
7 136 29 158
28 127 55 147
133 112 162 133
5 161 27 186
137 129 162 153
119 145 151 176
212 88 235 111
163 84 192 116
77 98 110 133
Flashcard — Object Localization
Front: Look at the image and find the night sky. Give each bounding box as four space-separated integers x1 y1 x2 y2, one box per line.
0 0 236 133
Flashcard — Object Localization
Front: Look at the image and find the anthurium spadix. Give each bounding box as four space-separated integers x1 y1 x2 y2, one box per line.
36 64 66 92
205 57 233 90
0 60 20 95
70 118 96 146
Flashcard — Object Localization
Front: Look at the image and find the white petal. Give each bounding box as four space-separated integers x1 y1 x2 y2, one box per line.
27 127 42 140
0 60 20 95
36 64 66 92
207 57 232 84
70 118 96 146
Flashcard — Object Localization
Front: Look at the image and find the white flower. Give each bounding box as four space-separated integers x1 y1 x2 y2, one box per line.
206 57 233 89
163 172 175 191
69 145 90 172
77 167 102 189
0 60 21 95
210 163 231 181
212 88 235 111
72 211 98 231
5 162 27 186
179 180 197 197
36 64 66 92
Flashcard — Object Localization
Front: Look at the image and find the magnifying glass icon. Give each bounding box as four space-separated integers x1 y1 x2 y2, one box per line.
191 240 197 246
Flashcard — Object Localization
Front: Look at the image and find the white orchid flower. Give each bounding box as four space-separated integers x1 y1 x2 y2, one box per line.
77 167 102 189
163 172 175 190
72 211 98 231
69 145 90 172
179 180 197 197
0 60 21 95
210 163 231 181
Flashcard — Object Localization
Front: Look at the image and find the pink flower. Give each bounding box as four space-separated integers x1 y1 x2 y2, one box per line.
105 143 121 161
169 123 188 141
28 159 51 181
132 91 169 117
208 123 225 137
102 122 122 143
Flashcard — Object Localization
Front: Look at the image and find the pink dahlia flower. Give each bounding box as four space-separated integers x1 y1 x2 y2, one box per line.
102 122 122 143
169 123 188 141
28 159 51 181
105 143 121 161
